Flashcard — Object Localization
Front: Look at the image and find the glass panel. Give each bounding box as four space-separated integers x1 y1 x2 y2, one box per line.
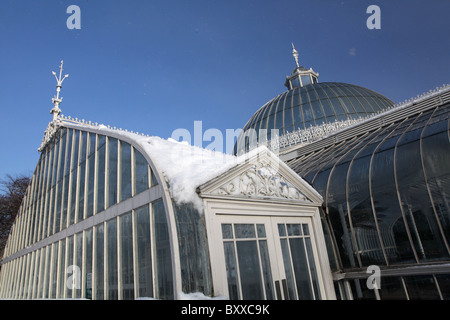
32 250 40 298
86 133 96 218
301 75 311 86
107 219 118 300
72 130 80 171
65 236 74 298
74 233 83 298
107 138 118 208
287 224 302 236
396 116 449 261
404 275 441 300
95 223 104 299
289 237 314 299
134 149 149 195
371 133 416 264
222 224 233 239
234 224 256 239
236 240 264 299
302 224 310 236
258 240 274 300
64 129 73 177
96 136 106 213
38 247 46 298
435 274 450 300
275 111 285 136
61 174 69 230
280 238 296 300
223 242 239 300
256 224 266 238
121 212 134 300
43 245 51 298
421 121 450 251
153 200 174 299
347 150 386 266
58 239 66 298
278 224 286 237
304 238 321 299
50 243 58 298
151 170 158 187
349 278 377 300
136 205 153 298
290 77 300 88
68 167 77 226
85 228 93 299
379 276 407 300
77 131 87 223
120 142 132 201
77 160 86 222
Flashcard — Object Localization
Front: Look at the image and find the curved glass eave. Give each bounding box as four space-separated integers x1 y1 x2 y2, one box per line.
0 124 178 300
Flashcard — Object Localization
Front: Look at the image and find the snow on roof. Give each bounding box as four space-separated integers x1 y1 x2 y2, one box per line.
91 124 266 212
65 120 319 212
137 136 259 212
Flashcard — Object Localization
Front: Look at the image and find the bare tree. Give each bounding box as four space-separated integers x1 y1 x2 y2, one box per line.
0 174 31 259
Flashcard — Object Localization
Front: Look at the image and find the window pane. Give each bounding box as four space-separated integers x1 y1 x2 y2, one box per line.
135 149 149 195
68 168 77 226
304 237 321 299
120 142 132 201
85 228 93 300
96 137 106 213
153 200 173 299
121 212 134 300
404 275 441 300
65 236 74 298
136 205 153 298
77 161 86 222
50 243 58 298
222 224 233 239
379 276 407 300
58 240 66 298
86 134 96 218
107 138 118 208
280 238 296 300
95 224 104 299
436 274 450 300
223 242 239 300
234 224 256 239
236 240 264 299
107 219 118 300
259 240 274 299
74 233 83 298
289 238 314 299
77 132 87 222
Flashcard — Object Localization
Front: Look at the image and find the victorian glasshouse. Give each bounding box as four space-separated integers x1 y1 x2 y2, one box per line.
0 47 449 300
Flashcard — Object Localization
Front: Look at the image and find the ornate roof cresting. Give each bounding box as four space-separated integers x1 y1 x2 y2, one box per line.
38 61 69 152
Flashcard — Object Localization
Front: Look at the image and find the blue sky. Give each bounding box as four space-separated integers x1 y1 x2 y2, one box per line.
0 0 449 180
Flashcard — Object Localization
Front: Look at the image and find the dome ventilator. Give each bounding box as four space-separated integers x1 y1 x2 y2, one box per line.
285 44 319 89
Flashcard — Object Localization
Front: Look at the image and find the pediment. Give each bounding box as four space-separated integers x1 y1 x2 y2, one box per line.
198 149 323 205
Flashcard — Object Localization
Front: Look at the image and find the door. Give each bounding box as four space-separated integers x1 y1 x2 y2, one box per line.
218 215 324 300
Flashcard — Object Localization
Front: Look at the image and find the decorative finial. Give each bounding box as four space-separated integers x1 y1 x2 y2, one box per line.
50 60 69 122
291 43 300 68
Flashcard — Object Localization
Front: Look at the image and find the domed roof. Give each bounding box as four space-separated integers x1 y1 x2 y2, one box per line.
235 82 395 155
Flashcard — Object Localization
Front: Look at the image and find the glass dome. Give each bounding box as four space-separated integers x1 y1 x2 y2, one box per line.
246 82 394 137
235 82 395 154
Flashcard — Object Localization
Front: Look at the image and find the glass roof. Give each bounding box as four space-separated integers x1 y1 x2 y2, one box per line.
242 82 394 139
